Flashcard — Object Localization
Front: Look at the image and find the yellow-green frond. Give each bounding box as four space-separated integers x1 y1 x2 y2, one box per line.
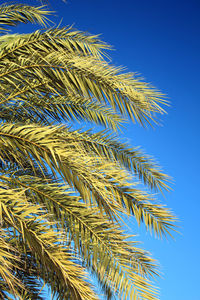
0 4 51 30
0 3 176 299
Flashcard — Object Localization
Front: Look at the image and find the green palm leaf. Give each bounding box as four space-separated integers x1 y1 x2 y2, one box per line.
0 4 50 29
0 187 97 300
0 3 176 299
0 123 175 236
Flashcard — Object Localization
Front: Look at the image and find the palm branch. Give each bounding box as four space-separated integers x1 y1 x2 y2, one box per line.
0 3 176 300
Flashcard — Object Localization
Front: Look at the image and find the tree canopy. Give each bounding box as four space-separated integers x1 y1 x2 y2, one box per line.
0 3 176 300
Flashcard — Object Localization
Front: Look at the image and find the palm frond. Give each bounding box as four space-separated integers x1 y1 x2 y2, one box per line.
0 4 176 299
0 234 24 299
0 4 51 30
39 93 124 130
0 123 176 237
1 174 159 300
46 26 111 58
60 128 171 191
0 187 97 300
0 90 124 130
0 29 166 127
0 27 110 59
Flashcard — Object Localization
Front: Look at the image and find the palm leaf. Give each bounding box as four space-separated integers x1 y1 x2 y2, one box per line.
60 128 171 191
0 3 176 299
0 187 97 300
1 174 159 300
0 4 51 30
0 123 176 237
0 28 166 126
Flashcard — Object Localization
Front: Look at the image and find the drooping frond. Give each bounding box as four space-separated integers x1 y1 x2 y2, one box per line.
0 187 97 300
45 26 111 58
0 4 51 30
0 27 110 59
1 174 159 300
0 26 166 127
60 128 171 191
0 3 176 299
0 234 24 299
0 30 121 129
38 52 166 125
0 123 176 237
0 92 123 130
39 93 124 130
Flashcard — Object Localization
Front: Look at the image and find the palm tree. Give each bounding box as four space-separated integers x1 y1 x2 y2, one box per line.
0 3 176 300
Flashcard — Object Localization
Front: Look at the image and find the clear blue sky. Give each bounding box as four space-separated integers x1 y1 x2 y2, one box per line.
18 0 200 299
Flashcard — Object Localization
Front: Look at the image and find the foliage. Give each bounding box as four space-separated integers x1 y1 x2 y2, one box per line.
0 3 176 300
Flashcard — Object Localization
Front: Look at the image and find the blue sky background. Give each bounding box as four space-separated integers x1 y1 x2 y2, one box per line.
16 0 200 299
